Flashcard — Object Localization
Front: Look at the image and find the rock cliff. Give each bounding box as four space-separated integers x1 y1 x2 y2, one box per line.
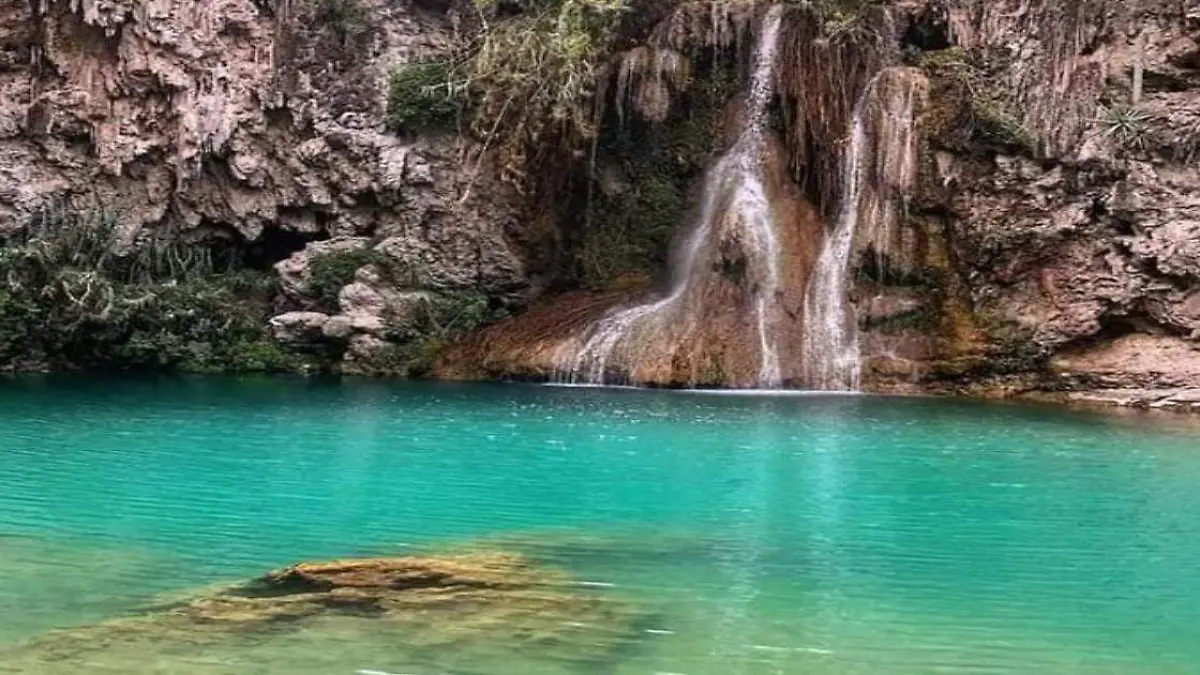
2 0 1199 409
904 0 1200 410
443 0 1200 410
1 0 530 373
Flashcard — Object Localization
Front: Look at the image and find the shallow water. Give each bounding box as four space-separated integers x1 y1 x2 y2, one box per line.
2 376 1199 674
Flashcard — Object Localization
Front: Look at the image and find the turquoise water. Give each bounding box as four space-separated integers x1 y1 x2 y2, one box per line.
2 376 1200 674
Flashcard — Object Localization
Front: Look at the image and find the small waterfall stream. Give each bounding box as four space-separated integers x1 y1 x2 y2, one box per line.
802 68 926 391
559 6 786 386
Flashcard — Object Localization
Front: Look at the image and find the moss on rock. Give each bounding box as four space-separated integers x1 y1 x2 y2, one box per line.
572 66 739 289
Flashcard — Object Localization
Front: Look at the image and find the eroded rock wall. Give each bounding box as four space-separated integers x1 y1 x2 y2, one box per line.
872 0 1200 409
0 0 531 371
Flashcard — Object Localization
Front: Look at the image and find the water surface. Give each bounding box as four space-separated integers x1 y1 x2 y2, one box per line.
1 376 1199 673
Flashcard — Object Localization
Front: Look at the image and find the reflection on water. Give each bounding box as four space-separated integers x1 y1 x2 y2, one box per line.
0 377 1199 673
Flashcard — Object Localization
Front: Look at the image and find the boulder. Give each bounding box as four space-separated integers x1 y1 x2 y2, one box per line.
268 312 330 344
274 238 371 305
321 315 355 341
338 282 388 317
346 334 390 364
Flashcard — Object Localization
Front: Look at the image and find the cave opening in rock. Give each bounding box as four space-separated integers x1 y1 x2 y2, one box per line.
200 221 330 273
247 225 328 270
1091 315 1155 344
901 3 954 52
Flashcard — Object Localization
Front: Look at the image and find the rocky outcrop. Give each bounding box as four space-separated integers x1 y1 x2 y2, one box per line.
2 0 525 256
437 0 1200 409
885 0 1200 406
0 0 531 372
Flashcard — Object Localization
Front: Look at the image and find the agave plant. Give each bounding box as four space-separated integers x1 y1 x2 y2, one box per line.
1097 105 1156 154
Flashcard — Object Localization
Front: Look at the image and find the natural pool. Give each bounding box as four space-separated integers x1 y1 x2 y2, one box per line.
1 376 1199 674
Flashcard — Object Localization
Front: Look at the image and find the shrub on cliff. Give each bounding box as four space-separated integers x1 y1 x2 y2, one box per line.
384 0 631 188
917 48 1036 155
1096 105 1156 156
307 249 388 310
387 60 468 131
0 206 302 374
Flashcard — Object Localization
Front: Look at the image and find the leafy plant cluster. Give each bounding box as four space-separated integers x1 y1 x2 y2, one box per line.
387 0 632 183
1096 104 1156 156
306 249 389 311
804 0 886 24
0 207 300 373
375 290 501 376
917 48 1036 155
386 60 468 131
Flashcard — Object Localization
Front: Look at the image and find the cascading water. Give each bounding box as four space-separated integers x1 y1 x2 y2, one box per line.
802 68 927 391
558 6 786 387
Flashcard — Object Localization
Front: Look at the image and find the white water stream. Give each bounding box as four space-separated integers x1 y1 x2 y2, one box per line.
802 68 925 391
559 6 786 386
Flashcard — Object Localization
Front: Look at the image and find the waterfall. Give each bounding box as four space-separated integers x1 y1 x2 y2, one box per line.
558 6 786 387
801 68 927 391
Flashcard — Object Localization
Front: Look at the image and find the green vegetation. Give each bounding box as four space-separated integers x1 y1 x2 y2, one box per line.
807 0 886 24
384 0 632 183
465 0 628 173
381 0 896 192
576 171 683 289
357 340 444 377
307 249 392 311
386 60 467 131
0 206 303 374
361 291 502 377
967 93 1036 153
1096 104 1156 155
573 68 735 289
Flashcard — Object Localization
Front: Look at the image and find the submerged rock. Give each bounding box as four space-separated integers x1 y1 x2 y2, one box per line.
259 553 539 594
0 551 649 674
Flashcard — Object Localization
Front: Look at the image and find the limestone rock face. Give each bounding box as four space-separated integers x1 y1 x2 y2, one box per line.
439 0 1200 408
7 0 1200 406
0 0 530 299
847 0 1200 406
0 0 536 374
